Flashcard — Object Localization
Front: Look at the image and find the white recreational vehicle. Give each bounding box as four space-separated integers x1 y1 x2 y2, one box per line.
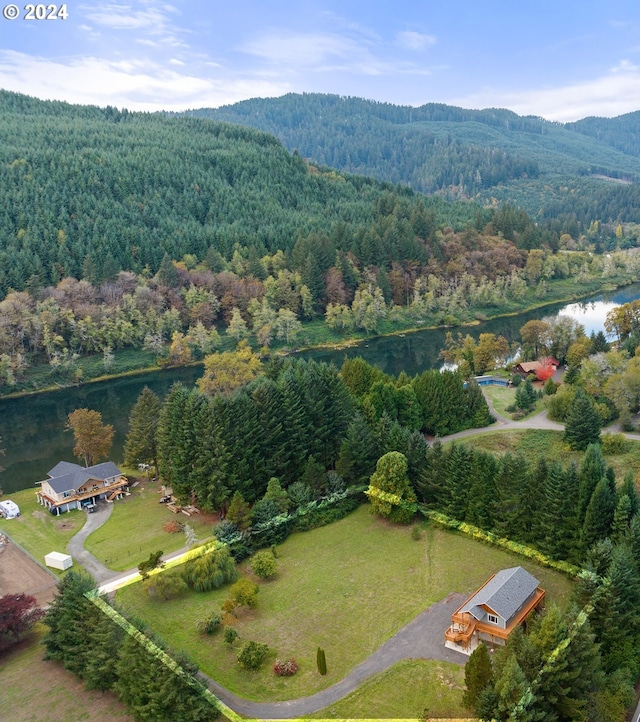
0 500 20 519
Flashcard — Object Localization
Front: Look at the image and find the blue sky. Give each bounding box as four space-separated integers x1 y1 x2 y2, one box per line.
1 0 639 120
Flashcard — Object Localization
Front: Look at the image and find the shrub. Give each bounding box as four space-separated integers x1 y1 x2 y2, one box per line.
224 626 238 645
163 520 184 534
182 543 238 592
214 519 241 544
601 433 629 455
273 658 298 676
145 572 188 600
317 646 327 675
197 613 221 635
138 550 164 579
287 481 313 509
237 641 269 670
250 550 278 579
510 373 522 387
222 577 259 615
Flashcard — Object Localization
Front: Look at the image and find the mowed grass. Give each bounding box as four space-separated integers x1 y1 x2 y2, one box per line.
311 659 466 719
0 629 132 721
482 384 544 420
457 428 640 483
84 481 215 571
0 487 82 574
116 505 574 712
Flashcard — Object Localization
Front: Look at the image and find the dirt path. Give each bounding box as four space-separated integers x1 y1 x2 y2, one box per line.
0 539 58 605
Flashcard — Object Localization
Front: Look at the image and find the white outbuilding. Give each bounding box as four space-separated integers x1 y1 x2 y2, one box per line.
44 551 73 570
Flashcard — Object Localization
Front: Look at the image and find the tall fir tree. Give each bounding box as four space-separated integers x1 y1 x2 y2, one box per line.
124 386 162 477
564 388 601 451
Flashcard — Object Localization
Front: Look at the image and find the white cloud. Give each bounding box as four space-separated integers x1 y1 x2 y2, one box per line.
396 31 437 51
240 31 364 67
450 64 640 121
0 51 291 111
79 2 187 48
611 59 639 73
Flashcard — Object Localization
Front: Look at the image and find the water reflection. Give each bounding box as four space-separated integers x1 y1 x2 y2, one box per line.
2 283 640 493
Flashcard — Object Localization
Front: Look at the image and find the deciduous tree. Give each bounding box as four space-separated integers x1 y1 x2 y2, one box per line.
67 408 114 467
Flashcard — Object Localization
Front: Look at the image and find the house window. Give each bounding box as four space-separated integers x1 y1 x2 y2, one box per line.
487 614 499 625
63 492 70 498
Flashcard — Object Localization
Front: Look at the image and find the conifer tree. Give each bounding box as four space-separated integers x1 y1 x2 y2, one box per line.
43 572 97 676
226 491 252 531
564 388 601 451
581 477 615 552
578 443 606 524
124 386 162 477
463 643 494 710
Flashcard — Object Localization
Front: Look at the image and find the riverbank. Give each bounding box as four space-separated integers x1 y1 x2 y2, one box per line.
0 273 633 401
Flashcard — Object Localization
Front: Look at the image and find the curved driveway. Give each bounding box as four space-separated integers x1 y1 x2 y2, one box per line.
67 391 614 718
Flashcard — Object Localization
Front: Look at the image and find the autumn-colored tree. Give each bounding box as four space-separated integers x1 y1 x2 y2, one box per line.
535 357 556 382
67 408 114 467
196 341 262 396
0 593 45 653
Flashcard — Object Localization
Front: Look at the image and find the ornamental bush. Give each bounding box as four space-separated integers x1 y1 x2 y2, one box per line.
250 550 278 579
197 613 221 635
237 640 270 670
273 658 298 676
224 626 238 645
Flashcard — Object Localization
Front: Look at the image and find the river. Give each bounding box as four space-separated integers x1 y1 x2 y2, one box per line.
2 283 640 494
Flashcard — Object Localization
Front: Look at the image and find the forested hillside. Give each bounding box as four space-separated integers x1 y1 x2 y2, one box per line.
0 89 478 296
2 90 640 393
189 94 640 227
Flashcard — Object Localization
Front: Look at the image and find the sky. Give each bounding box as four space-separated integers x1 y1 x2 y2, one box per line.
1 0 639 122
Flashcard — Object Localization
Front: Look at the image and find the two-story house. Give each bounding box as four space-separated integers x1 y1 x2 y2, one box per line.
445 566 545 655
36 461 128 515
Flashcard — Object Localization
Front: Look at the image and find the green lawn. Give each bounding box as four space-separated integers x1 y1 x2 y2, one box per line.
83 482 215 571
482 384 544 420
0 629 131 721
457 428 640 483
0 482 215 575
310 659 467 719
0 488 83 574
116 505 574 714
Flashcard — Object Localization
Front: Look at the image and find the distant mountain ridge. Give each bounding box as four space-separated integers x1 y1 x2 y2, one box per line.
187 94 640 224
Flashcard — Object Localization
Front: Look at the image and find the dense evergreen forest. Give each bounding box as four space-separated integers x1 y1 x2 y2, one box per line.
189 93 640 227
2 90 640 392
145 353 640 720
1 89 480 297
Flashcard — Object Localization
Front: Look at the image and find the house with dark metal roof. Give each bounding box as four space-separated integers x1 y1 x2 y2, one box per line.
445 567 545 655
36 461 128 515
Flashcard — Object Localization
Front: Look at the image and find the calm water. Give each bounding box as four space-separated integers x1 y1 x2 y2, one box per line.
2 283 640 494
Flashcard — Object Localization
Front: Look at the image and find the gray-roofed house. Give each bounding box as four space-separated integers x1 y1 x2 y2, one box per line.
445 567 545 655
37 461 128 515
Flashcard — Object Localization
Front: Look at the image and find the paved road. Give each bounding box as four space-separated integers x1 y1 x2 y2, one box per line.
66 502 115 584
69 501 469 718
72 393 638 718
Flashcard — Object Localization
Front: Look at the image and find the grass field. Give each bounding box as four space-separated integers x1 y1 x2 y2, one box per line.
116 505 574 715
0 629 131 721
310 659 466 719
0 488 82 575
457 428 640 482
83 481 215 571
0 481 215 575
482 384 544 420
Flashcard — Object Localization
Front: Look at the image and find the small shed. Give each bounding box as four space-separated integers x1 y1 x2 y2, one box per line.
45 551 73 570
0 499 20 518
